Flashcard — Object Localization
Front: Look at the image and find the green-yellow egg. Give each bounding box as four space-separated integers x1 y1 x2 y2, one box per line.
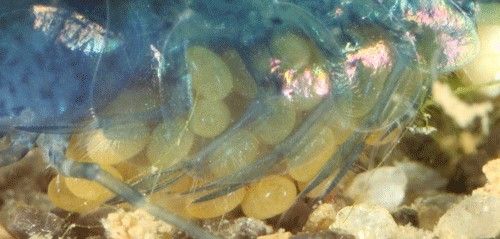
189 99 232 138
241 175 297 219
147 120 195 169
187 46 234 100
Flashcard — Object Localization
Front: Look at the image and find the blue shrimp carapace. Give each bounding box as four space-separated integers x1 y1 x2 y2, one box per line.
0 0 479 238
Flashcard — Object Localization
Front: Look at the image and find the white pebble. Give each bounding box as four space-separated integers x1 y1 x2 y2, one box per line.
346 166 407 211
473 158 500 197
303 203 337 231
434 194 500 239
329 203 397 239
394 225 434 239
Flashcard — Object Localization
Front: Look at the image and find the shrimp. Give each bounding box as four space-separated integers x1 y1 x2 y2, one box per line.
0 0 479 238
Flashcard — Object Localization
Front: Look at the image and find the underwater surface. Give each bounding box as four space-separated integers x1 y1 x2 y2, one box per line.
0 0 498 238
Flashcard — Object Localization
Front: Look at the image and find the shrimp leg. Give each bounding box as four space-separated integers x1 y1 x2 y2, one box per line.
302 45 437 199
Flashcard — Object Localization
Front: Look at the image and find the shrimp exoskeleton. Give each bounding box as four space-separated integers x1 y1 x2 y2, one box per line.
0 0 479 238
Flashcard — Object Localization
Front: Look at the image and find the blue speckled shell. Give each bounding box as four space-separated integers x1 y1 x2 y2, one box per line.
0 1 151 128
0 0 478 131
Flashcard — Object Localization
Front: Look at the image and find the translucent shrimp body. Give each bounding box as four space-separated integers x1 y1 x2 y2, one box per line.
0 0 479 238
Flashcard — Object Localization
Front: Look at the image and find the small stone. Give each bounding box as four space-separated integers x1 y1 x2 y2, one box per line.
434 194 500 239
28 234 52 239
473 158 500 197
346 166 407 211
257 229 292 239
5 205 65 238
410 193 463 231
291 231 355 239
303 203 336 232
101 209 173 239
232 218 273 238
391 207 419 227
394 225 434 239
329 204 397 239
482 158 500 183
206 217 273 239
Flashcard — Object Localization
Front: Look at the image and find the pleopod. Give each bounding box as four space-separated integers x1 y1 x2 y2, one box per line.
0 0 479 238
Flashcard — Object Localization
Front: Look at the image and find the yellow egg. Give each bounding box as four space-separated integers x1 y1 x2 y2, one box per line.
64 165 123 202
329 125 352 143
166 176 194 194
104 88 160 117
147 120 195 169
271 32 312 70
290 93 324 113
279 65 330 113
143 175 195 195
149 190 192 219
241 175 297 219
365 127 402 146
82 122 150 165
252 98 296 145
113 152 152 182
287 125 339 182
47 175 102 213
248 44 273 77
280 35 331 113
189 99 231 138
318 111 357 146
308 38 329 66
208 130 260 178
297 175 335 198
186 187 246 219
68 87 156 166
66 133 92 162
187 46 234 100
225 92 250 120
221 49 258 99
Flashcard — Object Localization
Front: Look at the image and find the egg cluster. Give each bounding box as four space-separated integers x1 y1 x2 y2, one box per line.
48 31 377 220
